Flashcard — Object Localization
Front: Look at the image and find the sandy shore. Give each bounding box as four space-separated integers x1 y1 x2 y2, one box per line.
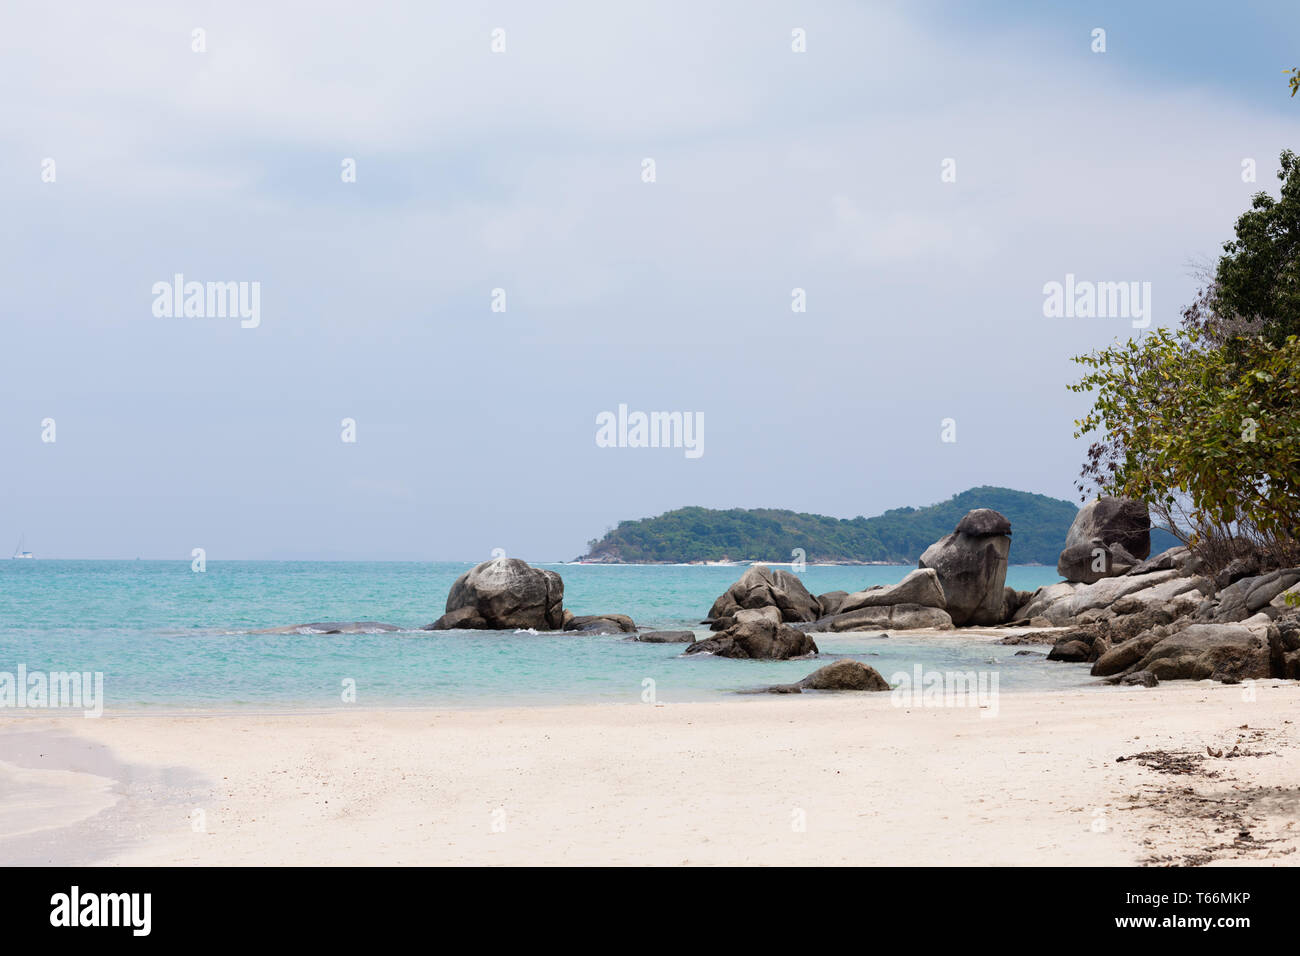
2 682 1298 866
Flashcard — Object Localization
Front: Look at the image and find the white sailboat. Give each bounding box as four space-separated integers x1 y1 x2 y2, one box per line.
12 535 34 559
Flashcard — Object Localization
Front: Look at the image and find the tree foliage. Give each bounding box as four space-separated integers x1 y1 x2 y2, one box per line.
1072 152 1300 568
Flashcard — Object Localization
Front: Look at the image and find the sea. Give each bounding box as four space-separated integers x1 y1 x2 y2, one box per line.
0 561 1096 710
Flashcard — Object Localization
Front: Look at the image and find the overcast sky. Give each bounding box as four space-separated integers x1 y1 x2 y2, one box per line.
2 1 1297 560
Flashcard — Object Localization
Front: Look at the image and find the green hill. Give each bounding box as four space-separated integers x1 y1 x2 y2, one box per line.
580 486 1178 566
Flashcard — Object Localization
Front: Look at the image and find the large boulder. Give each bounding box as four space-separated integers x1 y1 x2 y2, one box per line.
816 591 849 617
1057 497 1152 584
707 565 821 624
838 568 946 614
426 558 565 630
1013 582 1078 622
918 510 1011 626
684 618 818 660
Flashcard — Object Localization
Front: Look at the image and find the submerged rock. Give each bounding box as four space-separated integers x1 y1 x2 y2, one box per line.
565 614 637 635
254 621 402 635
634 630 696 643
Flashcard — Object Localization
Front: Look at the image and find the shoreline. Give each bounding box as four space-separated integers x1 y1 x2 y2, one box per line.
3 682 1297 866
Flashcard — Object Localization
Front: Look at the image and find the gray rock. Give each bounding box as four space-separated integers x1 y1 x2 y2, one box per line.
1013 582 1078 622
634 630 696 643
823 604 954 631
1057 497 1152 584
1269 583 1300 610
955 508 1012 536
1091 630 1165 677
1044 569 1184 624
1046 639 1092 663
1128 545 1192 576
1271 611 1300 677
1211 570 1300 622
1216 554 1262 590
426 558 565 630
838 568 947 614
707 565 822 623
1124 623 1271 682
683 618 819 660
1115 670 1159 687
815 590 849 616
734 606 783 625
565 613 637 634
796 659 891 691
919 523 1010 626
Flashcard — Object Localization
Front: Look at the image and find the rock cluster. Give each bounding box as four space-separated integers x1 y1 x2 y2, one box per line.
1021 539 1300 684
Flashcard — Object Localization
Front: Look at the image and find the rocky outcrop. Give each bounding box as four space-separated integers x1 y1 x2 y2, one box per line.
1019 540 1300 684
1056 497 1152 584
1118 624 1272 682
426 558 565 630
1018 569 1204 627
838 568 946 614
767 659 891 693
918 509 1011 626
706 565 821 627
684 618 818 660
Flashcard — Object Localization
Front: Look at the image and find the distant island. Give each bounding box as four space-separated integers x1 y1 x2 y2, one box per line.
579 486 1180 566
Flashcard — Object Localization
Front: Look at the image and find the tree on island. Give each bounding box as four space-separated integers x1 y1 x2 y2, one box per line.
1071 152 1300 571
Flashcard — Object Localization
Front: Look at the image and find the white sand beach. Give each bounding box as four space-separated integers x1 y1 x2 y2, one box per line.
2 681 1297 866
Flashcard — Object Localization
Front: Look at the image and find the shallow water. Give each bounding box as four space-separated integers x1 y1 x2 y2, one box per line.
0 561 1091 709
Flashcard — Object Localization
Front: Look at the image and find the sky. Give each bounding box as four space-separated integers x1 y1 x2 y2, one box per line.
2 1 1298 560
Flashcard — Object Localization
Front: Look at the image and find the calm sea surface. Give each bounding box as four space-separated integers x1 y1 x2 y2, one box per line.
0 562 1092 709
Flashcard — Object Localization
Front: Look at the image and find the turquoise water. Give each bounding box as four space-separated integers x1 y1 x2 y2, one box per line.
0 561 1088 709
